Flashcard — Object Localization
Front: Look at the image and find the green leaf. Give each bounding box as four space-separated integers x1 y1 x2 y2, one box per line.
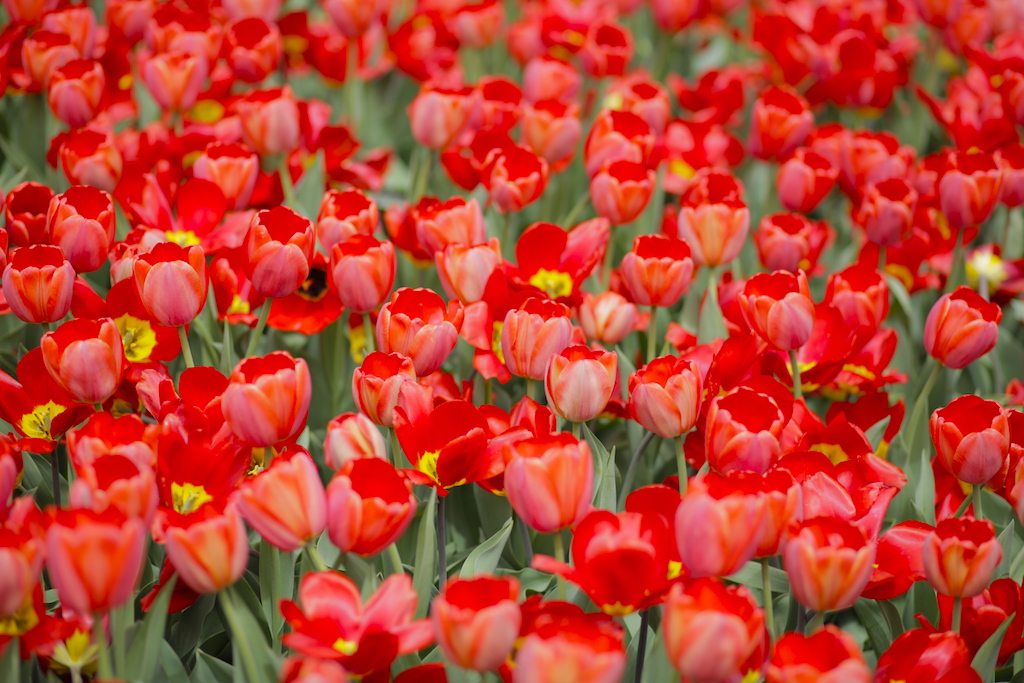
413 489 439 619
460 516 513 578
853 599 893 654
259 541 294 645
0 634 20 683
125 574 178 682
972 614 1014 683
583 422 616 511
865 416 891 452
295 150 325 219
190 650 235 683
885 274 921 334
217 586 279 683
731 561 791 594
640 624 676 683
160 640 190 683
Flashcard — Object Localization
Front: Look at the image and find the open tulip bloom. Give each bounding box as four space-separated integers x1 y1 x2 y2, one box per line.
7 2 1024 682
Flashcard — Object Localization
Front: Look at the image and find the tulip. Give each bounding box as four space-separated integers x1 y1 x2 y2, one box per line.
326 458 417 556
4 0 58 24
522 56 582 103
69 454 159 526
931 395 1009 485
584 110 653 178
521 99 581 170
324 412 388 470
544 346 617 424
928 578 1024 666
924 286 1002 369
352 352 433 428
922 517 1001 598
279 656 350 683
396 400 490 491
766 627 871 683
133 242 208 327
317 189 379 252
245 207 315 299
738 270 816 351
5 181 54 247
164 504 250 594
225 17 282 83
512 603 625 683
579 21 633 79
323 0 385 37
281 572 433 676
2 244 75 324
328 235 396 313
222 352 312 447
748 86 813 161
783 517 876 612
21 31 79 89
46 59 104 127
142 50 208 113
756 469 802 557
192 143 259 211
854 178 918 247
875 629 980 683
235 87 301 157
997 143 1024 208
505 433 593 533
939 151 1003 229
486 147 549 214
676 175 750 267
47 508 147 613
431 575 521 672
619 234 694 308
589 160 654 225
705 386 788 474
57 127 123 193
662 578 766 682
777 148 838 213
376 288 464 377
436 239 504 304
676 472 766 578
234 449 326 552
754 213 833 274
412 196 486 256
46 185 116 274
501 298 573 380
823 264 890 330
408 84 474 150
0 522 43 619
578 291 639 345
40 317 126 405
628 356 702 439
42 6 96 57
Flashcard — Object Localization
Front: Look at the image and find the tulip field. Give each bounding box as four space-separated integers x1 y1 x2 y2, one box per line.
5 0 1024 681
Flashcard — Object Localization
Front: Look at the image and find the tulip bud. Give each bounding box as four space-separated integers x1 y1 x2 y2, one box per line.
47 59 105 127
326 458 417 556
619 234 694 308
512 606 626 683
133 242 208 327
923 517 1001 598
222 352 312 447
376 288 464 377
924 286 1002 369
21 31 79 89
939 152 1003 229
589 159 654 226
784 517 876 612
328 235 396 313
676 173 750 267
628 356 702 439
47 185 116 274
584 109 654 178
192 142 259 211
324 412 387 470
0 511 43 620
748 86 813 161
486 147 549 214
323 0 385 37
705 386 788 474
235 449 326 551
432 575 521 672
225 17 282 83
522 55 582 103
41 317 126 405
505 433 593 533
777 148 838 213
2 244 75 324
766 627 871 683
165 504 250 594
436 239 503 304
58 127 123 193
823 264 890 329
407 84 474 150
5 181 54 247
545 345 617 424
142 50 208 113
854 178 918 247
522 99 581 171
738 270 816 351
352 352 433 428
235 87 301 157
931 395 1010 485
501 298 573 380
245 206 315 299
579 291 639 345
676 472 766 578
316 189 379 252
754 213 833 273
412 196 486 256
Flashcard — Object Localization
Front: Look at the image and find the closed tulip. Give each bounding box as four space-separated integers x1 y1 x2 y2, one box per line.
351 352 433 428
412 196 486 256
939 152 1003 229
578 291 639 345
662 578 766 683
225 17 281 83
436 239 504 304
46 59 104 127
738 270 815 351
748 86 813 161
2 244 75 324
316 189 379 252
590 160 655 225
407 84 474 150
46 185 115 274
323 0 385 37
754 213 833 274
676 472 766 578
328 235 396 313
245 206 315 299
235 87 301 157
376 288 464 377
234 449 326 552
823 264 890 330
47 508 147 612
522 99 581 171
40 317 125 405
628 356 702 439
676 174 750 267
222 352 312 447
58 127 123 193
323 412 388 471
619 234 694 308
854 178 918 247
192 142 259 211
486 147 549 214
924 286 1002 369
783 517 876 612
431 575 521 672
5 181 54 247
279 656 350 683
584 110 653 178
777 148 838 214
505 433 593 533
705 386 788 474
133 242 207 327
931 395 1009 485
766 627 871 683
512 603 625 683
142 50 208 112
326 458 417 557
501 298 573 380
0 520 44 619
164 504 250 594
545 346 617 424
923 517 1001 598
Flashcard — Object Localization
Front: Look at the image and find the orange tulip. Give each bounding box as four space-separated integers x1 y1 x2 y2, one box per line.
323 412 388 471
578 291 639 345
46 185 116 274
328 235 396 314
504 432 593 533
326 458 417 557
783 517 876 612
245 206 316 299
40 317 126 405
376 288 464 377
235 87 301 157
1 245 75 324
619 234 694 308
234 449 326 552
431 575 521 672
501 298 573 380
133 242 208 327
222 352 312 447
924 286 1002 369
351 352 433 428
317 189 379 252
436 239 504 304
164 503 250 594
922 517 1002 598
192 142 260 212
628 356 702 439
544 345 617 424
675 472 766 578
589 160 655 225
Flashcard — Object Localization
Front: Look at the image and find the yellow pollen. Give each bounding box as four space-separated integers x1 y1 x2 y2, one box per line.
667 561 683 580
604 92 625 111
528 269 573 299
809 442 849 466
670 159 697 180
418 450 440 482
332 637 358 656
21 401 65 440
602 602 635 617
49 629 99 676
171 482 214 514
117 74 133 90
0 594 38 636
967 251 1009 288
115 314 158 363
190 100 225 125
227 295 251 316
491 321 505 365
348 324 368 364
165 230 201 247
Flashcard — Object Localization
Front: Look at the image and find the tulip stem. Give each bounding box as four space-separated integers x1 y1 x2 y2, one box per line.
178 326 195 368
572 422 582 439
362 312 375 355
51 450 61 507
675 436 688 495
647 306 658 363
219 588 262 683
973 484 984 520
517 514 534 569
761 557 774 639
278 157 297 208
527 379 538 402
244 301 271 359
789 349 802 398
954 493 973 518
437 494 448 582
553 531 567 601
953 597 963 633
304 542 328 572
634 608 650 683
94 612 113 678
112 602 129 677
808 611 825 633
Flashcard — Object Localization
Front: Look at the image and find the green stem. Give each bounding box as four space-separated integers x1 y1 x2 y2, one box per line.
527 379 538 402
789 349 802 399
437 494 447 583
51 449 61 507
973 483 984 521
947 227 966 293
278 157 297 207
952 596 963 633
93 612 112 679
362 311 376 355
808 611 825 634
244 300 271 359
571 422 582 439
675 436 688 495
761 558 774 639
954 493 972 518
553 531 567 601
500 211 513 254
517 513 534 568
634 609 650 683
560 190 591 227
905 361 943 458
647 306 658 363
112 602 129 677
411 148 433 204
177 326 195 368
304 543 328 572
41 321 52 333
344 39 359 129
384 543 404 575
219 588 262 683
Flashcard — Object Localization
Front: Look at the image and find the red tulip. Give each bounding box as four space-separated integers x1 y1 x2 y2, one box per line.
854 178 918 247
628 356 702 439
234 449 326 552
931 395 1009 485
676 172 750 267
924 286 1002 369
317 189 379 252
46 59 104 127
589 159 654 225
412 196 485 256
133 242 207 327
192 142 259 211
618 234 694 308
436 239 504 304
323 412 388 471
5 181 54 247
235 87 301 157
863 520 933 600
225 17 281 83
748 86 813 161
40 317 125 405
326 458 417 557
0 509 44 620
376 288 464 377
738 270 816 351
676 472 766 578
584 110 653 178
783 517 876 612
766 627 871 683
705 385 789 474
222 352 312 447
876 629 981 683
328 235 396 314
579 291 639 345
46 185 115 274
545 346 617 424
164 503 250 594
939 151 1003 229
505 432 593 534
754 213 833 274
923 517 1001 598
245 206 315 299
2 244 75 324
57 127 123 193
501 298 573 381
431 575 521 672
522 99 581 171
486 146 549 214
142 50 207 112
777 148 838 213
408 84 474 150
396 400 490 492
323 0 385 37
352 352 433 428
823 264 890 330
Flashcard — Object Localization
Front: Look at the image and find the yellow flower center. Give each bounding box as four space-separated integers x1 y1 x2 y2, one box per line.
49 629 98 676
227 295 251 316
21 401 65 440
809 442 849 466
602 602 635 617
165 230 201 247
0 594 39 636
348 324 368 364
967 251 1009 288
191 99 225 125
171 482 213 515
528 269 573 300
491 321 505 365
418 450 440 482
115 313 158 363
670 159 697 180
332 638 358 656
